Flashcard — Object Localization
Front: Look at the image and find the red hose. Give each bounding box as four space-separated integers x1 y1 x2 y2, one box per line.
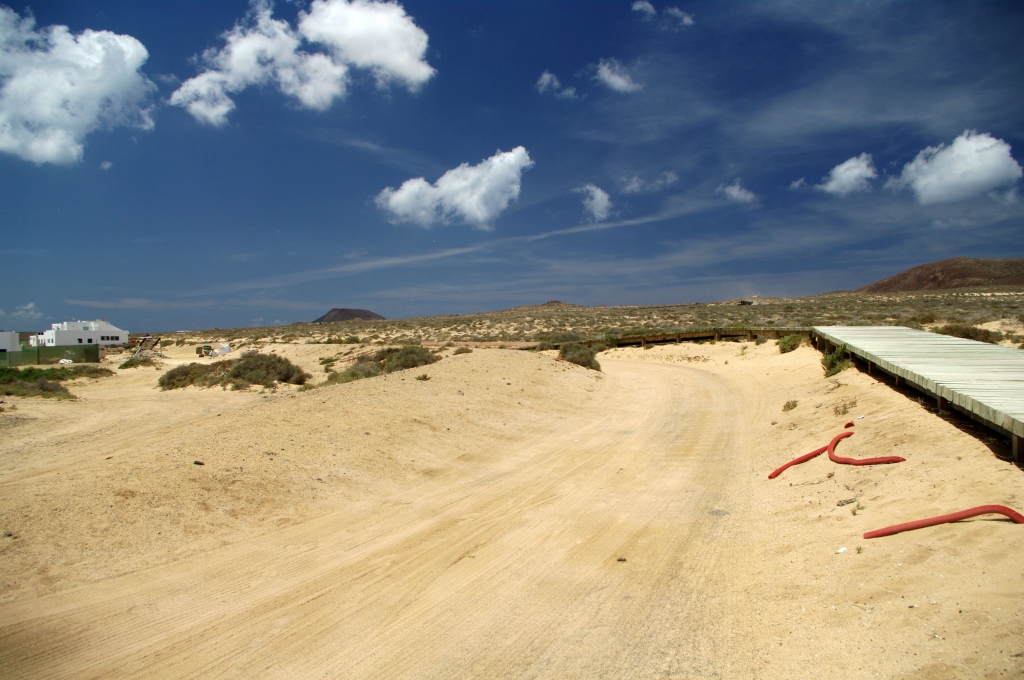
864 505 1024 539
768 445 828 479
844 421 855 428
768 430 905 479
827 431 905 466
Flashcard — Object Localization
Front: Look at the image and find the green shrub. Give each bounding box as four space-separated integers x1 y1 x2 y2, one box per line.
329 361 382 384
0 365 113 383
933 324 1003 344
776 334 803 354
453 347 473 355
0 378 73 399
821 344 851 377
559 342 601 371
415 373 431 381
227 353 309 386
158 354 308 390
119 356 156 369
365 346 435 372
319 357 338 365
158 362 233 390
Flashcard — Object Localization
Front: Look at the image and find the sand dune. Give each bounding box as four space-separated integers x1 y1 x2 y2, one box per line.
1 342 1021 677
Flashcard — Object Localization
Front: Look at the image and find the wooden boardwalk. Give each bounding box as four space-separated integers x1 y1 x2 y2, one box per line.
811 326 1024 462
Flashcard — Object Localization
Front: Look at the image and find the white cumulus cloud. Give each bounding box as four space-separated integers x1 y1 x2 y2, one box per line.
663 7 695 29
632 3 694 30
716 178 757 204
594 58 642 93
299 0 434 90
5 302 43 320
171 0 433 126
632 1 657 18
816 153 877 196
574 184 612 223
536 70 576 99
620 171 678 194
885 130 1023 205
376 147 533 229
0 7 155 165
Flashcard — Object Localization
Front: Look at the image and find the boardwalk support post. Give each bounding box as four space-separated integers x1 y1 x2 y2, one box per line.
937 395 947 412
1014 435 1022 466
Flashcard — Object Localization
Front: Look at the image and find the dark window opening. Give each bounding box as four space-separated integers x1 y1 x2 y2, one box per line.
78 338 83 344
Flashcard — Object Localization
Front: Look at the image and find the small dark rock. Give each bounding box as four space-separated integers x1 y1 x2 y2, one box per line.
837 498 857 506
617 557 626 562
193 460 205 466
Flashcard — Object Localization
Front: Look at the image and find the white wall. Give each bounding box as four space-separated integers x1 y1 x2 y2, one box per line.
0 331 20 353
31 321 129 347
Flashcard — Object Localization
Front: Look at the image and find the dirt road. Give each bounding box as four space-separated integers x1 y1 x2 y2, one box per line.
2 343 1022 678
1 357 760 678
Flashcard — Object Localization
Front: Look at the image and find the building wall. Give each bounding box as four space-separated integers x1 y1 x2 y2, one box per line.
0 331 20 353
30 320 128 347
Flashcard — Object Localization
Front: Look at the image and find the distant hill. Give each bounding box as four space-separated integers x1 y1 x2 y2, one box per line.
859 258 1024 293
312 308 386 323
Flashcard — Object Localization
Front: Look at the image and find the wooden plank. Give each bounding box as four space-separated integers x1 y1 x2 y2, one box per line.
813 326 1024 439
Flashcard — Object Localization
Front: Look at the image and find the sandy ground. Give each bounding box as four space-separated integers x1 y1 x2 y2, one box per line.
1 340 1022 678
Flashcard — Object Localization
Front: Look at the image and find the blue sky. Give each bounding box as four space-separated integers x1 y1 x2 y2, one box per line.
2 1 1022 331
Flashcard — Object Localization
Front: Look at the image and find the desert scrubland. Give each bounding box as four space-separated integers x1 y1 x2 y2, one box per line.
1 315 1023 678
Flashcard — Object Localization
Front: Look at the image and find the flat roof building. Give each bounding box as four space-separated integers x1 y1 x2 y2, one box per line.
30 320 129 348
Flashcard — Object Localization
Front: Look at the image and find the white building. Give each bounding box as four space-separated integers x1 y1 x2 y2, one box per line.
30 320 129 347
0 331 20 353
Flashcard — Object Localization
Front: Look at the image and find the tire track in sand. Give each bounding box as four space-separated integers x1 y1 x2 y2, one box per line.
0 357 761 679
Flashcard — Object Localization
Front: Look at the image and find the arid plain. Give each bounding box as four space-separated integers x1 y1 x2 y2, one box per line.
2 320 1023 678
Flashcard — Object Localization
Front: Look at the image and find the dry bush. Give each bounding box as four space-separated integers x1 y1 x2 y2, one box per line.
933 324 1003 344
559 342 601 371
158 354 309 390
821 345 852 377
453 347 473 355
776 334 803 353
119 356 157 369
782 400 798 412
833 398 857 416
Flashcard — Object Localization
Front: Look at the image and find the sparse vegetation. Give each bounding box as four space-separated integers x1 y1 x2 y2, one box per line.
782 400 798 412
148 287 1023 349
0 365 114 399
833 398 857 416
326 345 439 385
158 353 309 390
329 361 383 384
559 342 601 371
453 347 473 355
933 324 1004 344
822 345 852 377
415 374 431 381
776 335 803 354
119 356 157 369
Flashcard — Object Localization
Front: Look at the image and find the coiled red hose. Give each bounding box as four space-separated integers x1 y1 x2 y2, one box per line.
768 430 905 479
827 431 905 466
864 505 1024 539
